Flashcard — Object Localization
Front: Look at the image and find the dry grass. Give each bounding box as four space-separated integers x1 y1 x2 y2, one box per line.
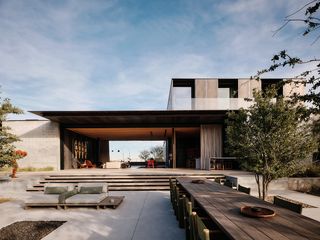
0 198 12 204
18 167 54 172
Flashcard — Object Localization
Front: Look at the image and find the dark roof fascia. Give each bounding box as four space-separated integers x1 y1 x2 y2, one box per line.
30 110 228 126
30 110 227 117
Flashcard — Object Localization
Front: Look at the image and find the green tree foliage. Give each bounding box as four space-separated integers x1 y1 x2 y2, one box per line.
226 87 316 200
256 1 320 143
0 92 23 168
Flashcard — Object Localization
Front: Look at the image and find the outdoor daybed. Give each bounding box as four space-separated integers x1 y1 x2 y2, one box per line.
25 183 124 209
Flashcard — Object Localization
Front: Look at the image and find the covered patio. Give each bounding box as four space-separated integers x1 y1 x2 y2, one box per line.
32 110 229 171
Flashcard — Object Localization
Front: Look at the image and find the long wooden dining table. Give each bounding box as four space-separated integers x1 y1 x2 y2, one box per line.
176 177 320 240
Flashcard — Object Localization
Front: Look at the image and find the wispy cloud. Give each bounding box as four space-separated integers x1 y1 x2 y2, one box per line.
0 0 318 119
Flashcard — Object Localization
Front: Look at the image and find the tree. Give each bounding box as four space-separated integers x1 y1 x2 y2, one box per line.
256 1 320 139
138 145 164 162
150 145 164 162
226 87 316 200
138 150 150 161
0 92 23 168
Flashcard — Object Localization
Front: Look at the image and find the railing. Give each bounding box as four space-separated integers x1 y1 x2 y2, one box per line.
167 98 253 110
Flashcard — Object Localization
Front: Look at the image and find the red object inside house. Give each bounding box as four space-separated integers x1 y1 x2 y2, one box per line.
147 159 155 168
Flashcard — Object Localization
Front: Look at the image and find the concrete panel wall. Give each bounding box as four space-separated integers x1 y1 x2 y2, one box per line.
283 78 305 97
238 79 261 98
195 79 218 98
195 79 206 98
206 79 218 98
250 78 261 94
4 120 60 170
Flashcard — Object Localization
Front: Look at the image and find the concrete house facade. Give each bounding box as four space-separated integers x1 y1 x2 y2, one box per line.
4 78 303 171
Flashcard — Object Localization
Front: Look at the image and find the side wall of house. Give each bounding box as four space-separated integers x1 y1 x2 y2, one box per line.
4 120 60 170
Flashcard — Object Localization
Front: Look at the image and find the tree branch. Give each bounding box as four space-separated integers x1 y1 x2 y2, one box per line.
285 0 317 18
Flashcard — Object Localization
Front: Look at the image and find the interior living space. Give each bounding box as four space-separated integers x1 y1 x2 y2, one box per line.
4 78 304 171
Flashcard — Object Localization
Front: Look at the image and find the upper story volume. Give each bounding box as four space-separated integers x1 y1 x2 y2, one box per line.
167 78 304 110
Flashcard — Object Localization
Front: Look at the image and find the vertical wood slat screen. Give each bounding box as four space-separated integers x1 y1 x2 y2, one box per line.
200 125 222 170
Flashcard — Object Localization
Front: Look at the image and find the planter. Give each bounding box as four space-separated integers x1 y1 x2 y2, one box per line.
288 177 320 193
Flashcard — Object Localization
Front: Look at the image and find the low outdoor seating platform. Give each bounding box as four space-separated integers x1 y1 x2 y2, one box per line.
25 196 124 210
25 183 125 210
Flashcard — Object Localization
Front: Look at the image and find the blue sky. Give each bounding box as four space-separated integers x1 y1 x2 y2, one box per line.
1 0 319 119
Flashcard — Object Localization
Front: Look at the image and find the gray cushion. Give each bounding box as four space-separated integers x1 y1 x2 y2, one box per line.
44 183 75 191
78 183 108 193
59 189 78 204
79 186 103 194
44 186 68 194
65 193 107 204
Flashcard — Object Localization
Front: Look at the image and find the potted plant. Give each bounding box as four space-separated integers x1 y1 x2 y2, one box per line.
11 150 27 178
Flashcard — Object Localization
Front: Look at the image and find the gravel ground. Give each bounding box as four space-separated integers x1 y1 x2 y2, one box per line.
0 221 66 240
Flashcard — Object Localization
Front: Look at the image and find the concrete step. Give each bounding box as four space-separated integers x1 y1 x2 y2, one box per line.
44 175 221 180
109 186 169 191
40 179 170 184
27 173 225 192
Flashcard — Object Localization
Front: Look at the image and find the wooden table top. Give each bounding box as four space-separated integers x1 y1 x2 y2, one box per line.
176 177 320 240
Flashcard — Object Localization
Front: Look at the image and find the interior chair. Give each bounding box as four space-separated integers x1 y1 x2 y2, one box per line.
147 159 155 168
273 196 303 214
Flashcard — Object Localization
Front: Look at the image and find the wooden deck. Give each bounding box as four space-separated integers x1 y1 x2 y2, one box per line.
177 177 320 240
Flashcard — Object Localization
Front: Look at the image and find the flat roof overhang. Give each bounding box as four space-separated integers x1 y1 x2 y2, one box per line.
31 110 228 128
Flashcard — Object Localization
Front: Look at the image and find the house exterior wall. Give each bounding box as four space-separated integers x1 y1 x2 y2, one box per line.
238 78 261 98
195 78 218 98
283 78 305 97
168 78 304 111
4 120 60 170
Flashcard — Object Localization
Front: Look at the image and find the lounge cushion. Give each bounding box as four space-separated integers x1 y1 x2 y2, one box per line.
79 186 103 194
78 183 108 193
65 193 107 204
44 186 69 194
59 189 78 204
44 183 75 192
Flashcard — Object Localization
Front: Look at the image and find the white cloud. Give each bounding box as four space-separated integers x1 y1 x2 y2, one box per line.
0 0 319 119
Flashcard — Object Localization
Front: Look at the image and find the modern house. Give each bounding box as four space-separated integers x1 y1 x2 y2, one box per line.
4 78 303 170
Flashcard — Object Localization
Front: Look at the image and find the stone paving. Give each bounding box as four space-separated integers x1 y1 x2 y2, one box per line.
0 189 184 240
0 169 319 239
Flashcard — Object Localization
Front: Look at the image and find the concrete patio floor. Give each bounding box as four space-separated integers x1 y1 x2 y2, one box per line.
0 169 319 239
0 190 184 240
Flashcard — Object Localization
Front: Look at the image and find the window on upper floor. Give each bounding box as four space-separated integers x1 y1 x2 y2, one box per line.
261 79 283 97
218 79 238 98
